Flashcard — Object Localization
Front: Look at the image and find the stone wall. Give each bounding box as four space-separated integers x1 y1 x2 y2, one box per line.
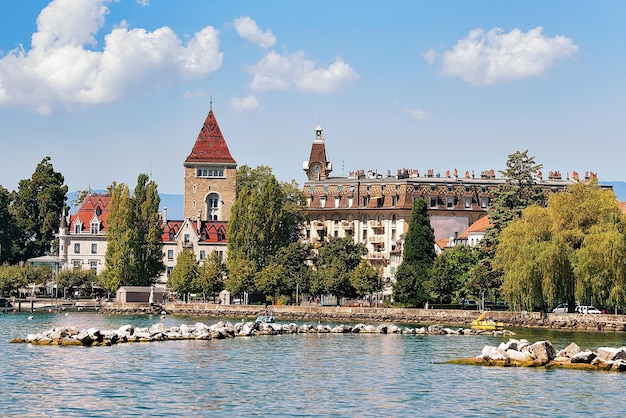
98 303 626 332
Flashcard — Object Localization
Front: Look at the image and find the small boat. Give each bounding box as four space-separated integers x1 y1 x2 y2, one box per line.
255 308 275 324
471 310 504 331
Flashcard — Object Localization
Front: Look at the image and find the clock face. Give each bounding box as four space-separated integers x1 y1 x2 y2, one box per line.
312 163 322 173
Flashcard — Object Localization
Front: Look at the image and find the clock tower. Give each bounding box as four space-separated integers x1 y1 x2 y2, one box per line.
303 123 332 181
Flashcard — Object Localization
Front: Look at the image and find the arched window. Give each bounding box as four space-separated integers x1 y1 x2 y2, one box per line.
205 193 221 221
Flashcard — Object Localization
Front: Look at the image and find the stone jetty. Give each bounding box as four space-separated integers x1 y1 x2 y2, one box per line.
448 338 626 372
10 321 514 346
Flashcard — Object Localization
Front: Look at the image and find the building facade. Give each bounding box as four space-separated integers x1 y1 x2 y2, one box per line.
58 193 110 275
301 124 601 286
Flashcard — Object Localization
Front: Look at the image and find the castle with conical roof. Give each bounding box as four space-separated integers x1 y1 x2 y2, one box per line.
183 104 237 221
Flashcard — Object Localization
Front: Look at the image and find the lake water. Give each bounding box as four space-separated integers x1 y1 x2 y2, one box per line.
1 312 625 417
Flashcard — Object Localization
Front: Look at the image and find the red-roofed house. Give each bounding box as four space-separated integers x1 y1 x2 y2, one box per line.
58 193 110 274
448 215 492 248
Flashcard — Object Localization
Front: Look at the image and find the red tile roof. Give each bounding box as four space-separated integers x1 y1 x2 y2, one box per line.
162 220 228 243
185 108 236 164
458 215 491 238
69 193 110 232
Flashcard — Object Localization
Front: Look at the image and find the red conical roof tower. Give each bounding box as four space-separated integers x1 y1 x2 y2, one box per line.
185 108 236 164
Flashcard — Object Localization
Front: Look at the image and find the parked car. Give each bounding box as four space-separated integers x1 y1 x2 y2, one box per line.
552 303 568 313
459 299 478 308
575 305 601 314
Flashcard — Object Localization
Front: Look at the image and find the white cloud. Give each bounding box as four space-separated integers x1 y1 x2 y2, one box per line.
0 0 223 113
249 51 359 94
234 16 275 49
423 48 437 65
136 0 150 7
404 107 431 122
230 94 259 111
438 26 578 86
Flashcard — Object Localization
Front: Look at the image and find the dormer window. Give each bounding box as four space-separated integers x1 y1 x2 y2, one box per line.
91 222 99 234
74 224 81 234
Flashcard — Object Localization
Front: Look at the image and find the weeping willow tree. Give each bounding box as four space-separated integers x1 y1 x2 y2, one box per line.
497 181 626 312
498 205 552 311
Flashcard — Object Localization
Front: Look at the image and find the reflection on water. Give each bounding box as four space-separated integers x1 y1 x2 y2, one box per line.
1 312 626 417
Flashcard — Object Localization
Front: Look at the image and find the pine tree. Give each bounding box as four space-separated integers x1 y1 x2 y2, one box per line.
481 150 545 256
393 198 436 306
10 157 68 261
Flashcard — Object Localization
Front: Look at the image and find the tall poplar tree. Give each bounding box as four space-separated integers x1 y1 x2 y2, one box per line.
132 174 165 285
10 157 68 261
102 174 164 292
393 198 436 306
102 183 134 292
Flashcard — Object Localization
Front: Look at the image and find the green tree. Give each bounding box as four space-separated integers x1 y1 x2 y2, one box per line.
168 248 198 302
0 264 27 296
132 174 165 285
482 150 546 254
314 237 367 300
10 157 68 261
57 268 96 298
428 245 480 306
269 242 314 303
350 260 381 298
227 166 305 281
393 198 436 306
0 186 19 264
196 251 225 302
477 151 545 293
256 261 286 303
224 258 256 300
497 181 626 312
102 175 164 291
101 183 134 293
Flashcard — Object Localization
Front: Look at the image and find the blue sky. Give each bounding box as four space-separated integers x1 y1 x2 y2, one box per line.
1 0 625 195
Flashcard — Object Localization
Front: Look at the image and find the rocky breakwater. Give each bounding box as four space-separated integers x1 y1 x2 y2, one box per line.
449 338 626 372
10 322 514 347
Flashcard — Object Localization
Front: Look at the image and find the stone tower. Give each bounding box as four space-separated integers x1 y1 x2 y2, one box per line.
303 123 332 181
183 105 237 221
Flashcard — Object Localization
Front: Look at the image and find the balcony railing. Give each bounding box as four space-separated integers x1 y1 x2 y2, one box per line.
369 221 383 229
368 235 385 243
341 221 353 229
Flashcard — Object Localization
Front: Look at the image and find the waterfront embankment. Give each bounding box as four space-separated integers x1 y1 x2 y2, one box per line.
98 302 626 332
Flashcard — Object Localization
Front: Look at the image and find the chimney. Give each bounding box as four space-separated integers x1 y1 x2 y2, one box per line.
197 210 201 232
163 207 168 223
